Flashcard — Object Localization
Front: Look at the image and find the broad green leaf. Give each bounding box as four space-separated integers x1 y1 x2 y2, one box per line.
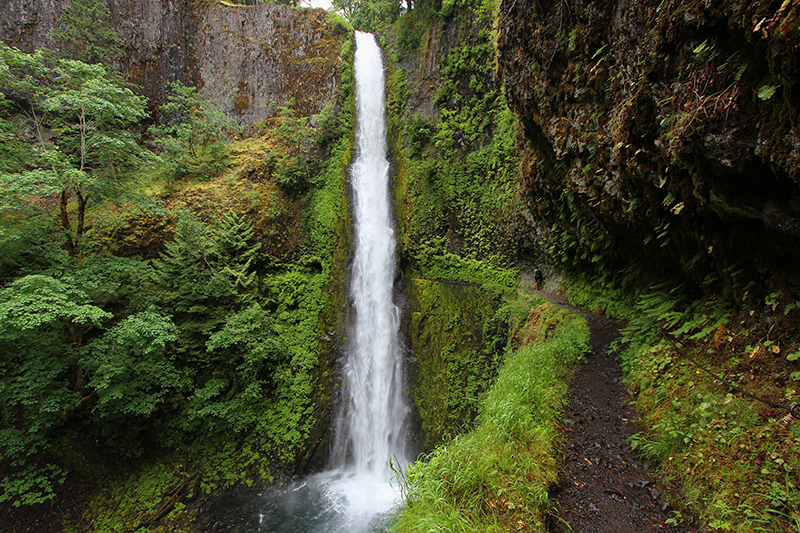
757 84 779 101
0 274 111 331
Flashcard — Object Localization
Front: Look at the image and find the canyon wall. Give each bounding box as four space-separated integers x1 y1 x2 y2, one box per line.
498 0 800 304
0 0 345 124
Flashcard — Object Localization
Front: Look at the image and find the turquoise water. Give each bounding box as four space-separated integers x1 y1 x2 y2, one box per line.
205 470 401 532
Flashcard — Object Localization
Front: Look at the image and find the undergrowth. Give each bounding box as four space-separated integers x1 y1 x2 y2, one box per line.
570 275 800 532
32 30 357 533
393 295 590 532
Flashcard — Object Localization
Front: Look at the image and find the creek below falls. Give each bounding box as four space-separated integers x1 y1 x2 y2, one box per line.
206 31 414 533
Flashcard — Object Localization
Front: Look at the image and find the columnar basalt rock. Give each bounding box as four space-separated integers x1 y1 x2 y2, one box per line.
0 0 343 126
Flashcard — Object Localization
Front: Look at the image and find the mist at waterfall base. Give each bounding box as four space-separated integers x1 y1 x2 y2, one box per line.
206 32 412 533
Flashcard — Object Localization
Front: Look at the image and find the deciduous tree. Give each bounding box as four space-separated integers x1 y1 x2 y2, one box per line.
0 274 111 506
86 307 179 456
0 45 149 257
332 0 404 31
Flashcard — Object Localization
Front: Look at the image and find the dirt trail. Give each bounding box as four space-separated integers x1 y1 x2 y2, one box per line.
540 290 695 533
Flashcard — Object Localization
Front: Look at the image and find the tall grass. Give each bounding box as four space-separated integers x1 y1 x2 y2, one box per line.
393 296 589 532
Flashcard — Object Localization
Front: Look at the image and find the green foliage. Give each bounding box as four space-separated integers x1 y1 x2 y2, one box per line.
0 464 68 508
0 257 162 489
757 84 779 101
326 11 354 35
0 274 112 506
227 0 300 5
149 81 235 183
153 213 217 319
431 42 499 151
439 0 456 18
211 210 259 304
565 275 638 320
332 0 403 32
306 32 354 263
0 274 112 331
395 14 425 56
315 101 344 154
0 114 34 175
0 45 149 256
88 309 178 411
692 39 717 62
387 69 409 115
189 303 287 434
383 1 530 472
52 0 123 65
249 98 339 193
610 283 800 532
271 99 319 191
406 114 431 156
87 308 179 456
0 216 68 280
395 297 589 532
413 238 518 287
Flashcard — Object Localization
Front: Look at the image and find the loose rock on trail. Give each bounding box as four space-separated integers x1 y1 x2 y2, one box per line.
543 293 695 533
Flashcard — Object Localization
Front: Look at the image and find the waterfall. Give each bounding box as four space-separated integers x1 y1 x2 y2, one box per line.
207 31 411 533
334 30 410 479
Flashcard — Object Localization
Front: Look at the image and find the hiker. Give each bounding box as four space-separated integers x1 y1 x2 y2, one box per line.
533 267 543 290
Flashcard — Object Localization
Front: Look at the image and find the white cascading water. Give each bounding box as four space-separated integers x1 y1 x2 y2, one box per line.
339 30 410 480
207 32 410 533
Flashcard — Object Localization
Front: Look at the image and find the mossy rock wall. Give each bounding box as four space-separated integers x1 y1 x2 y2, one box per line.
381 3 523 267
406 277 506 450
379 3 521 451
498 0 800 304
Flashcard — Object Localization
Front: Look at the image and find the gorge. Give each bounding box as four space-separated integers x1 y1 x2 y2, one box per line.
209 30 412 533
0 0 799 532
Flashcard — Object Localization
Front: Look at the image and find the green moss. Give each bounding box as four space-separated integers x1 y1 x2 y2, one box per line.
408 277 507 448
395 295 589 532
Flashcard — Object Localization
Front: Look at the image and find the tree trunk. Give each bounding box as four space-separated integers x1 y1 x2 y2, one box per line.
60 189 78 258
76 190 89 255
59 390 98 424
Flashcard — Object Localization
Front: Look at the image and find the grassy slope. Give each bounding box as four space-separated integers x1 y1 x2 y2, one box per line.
394 294 589 532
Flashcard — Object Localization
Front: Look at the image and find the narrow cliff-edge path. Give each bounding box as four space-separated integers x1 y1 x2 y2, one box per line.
529 282 695 533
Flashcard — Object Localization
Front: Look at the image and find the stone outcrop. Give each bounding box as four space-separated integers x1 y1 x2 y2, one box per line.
1 0 345 125
498 0 800 303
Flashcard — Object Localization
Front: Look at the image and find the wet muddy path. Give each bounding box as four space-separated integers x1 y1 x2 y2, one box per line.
544 294 695 533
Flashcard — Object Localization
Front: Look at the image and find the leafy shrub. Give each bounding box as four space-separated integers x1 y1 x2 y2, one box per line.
149 81 235 183
407 115 433 156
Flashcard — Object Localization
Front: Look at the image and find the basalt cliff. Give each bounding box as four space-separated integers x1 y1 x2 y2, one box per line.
1 0 344 124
